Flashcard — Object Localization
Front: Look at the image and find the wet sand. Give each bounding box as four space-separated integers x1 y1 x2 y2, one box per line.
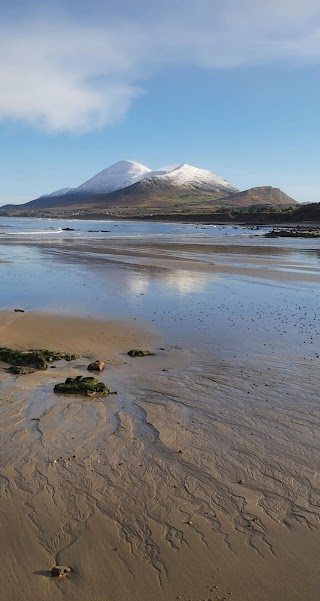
0 233 320 600
0 311 158 359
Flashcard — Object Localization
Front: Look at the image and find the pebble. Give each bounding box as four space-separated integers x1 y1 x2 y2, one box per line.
51 565 71 577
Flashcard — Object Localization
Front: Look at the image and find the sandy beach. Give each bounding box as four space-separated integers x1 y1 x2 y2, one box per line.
0 220 319 601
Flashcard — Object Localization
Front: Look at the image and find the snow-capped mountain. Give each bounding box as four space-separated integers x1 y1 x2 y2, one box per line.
151 163 238 193
0 159 297 216
4 159 298 216
75 160 152 195
38 160 238 199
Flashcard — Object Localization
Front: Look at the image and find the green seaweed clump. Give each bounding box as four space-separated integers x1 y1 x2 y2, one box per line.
127 350 154 358
54 376 109 397
0 347 80 371
7 366 35 375
36 350 80 363
0 348 48 370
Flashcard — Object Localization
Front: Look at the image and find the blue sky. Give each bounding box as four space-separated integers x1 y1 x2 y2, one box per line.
0 0 320 204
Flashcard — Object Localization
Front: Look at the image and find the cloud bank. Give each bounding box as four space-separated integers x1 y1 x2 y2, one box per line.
0 0 320 131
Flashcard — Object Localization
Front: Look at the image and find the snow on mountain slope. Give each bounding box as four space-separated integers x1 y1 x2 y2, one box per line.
74 160 153 194
40 187 74 198
153 164 238 192
73 161 238 195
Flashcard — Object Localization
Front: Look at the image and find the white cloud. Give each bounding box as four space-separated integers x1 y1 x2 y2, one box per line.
0 1 320 131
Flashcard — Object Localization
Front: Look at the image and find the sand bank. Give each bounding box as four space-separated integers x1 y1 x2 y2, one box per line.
0 310 158 360
0 312 319 600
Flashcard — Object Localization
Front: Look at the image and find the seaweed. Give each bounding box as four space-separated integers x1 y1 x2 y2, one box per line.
127 350 154 358
0 347 80 370
37 350 80 363
7 366 35 375
54 376 109 396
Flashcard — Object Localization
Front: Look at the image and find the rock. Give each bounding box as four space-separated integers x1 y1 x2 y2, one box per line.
0 347 80 371
0 348 48 370
127 350 154 358
51 566 71 577
265 227 320 238
87 360 105 372
54 376 109 396
61 227 75 231
14 308 25 312
7 366 35 375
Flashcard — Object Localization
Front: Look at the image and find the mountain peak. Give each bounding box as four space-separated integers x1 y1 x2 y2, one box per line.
154 163 238 193
106 160 150 172
75 160 151 195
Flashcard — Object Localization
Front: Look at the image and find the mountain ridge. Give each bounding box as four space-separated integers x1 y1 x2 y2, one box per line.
36 160 239 201
0 160 298 216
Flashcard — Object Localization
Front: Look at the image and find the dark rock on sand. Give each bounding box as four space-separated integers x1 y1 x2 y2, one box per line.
39 350 80 363
127 350 154 357
7 366 35 375
51 566 71 577
14 308 25 312
0 347 80 371
88 360 105 372
0 348 48 370
265 227 320 238
54 376 109 396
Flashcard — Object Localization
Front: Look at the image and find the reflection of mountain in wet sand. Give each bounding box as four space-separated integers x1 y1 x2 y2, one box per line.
128 269 212 296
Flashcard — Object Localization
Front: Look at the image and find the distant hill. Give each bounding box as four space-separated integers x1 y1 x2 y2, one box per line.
215 186 298 208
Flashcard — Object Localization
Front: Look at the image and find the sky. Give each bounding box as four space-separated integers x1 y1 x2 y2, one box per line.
0 0 320 205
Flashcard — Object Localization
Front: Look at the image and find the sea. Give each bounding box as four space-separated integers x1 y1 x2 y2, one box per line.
0 216 319 355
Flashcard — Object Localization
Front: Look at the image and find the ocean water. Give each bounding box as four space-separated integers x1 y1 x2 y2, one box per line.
0 216 260 241
0 217 319 358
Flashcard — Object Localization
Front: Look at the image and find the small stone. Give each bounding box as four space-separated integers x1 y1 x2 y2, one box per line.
14 308 25 312
127 349 154 358
51 565 71 577
88 360 105 372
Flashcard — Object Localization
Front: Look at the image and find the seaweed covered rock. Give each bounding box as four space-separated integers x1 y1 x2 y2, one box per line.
127 350 154 358
36 350 80 363
54 376 109 397
51 566 71 577
7 366 35 375
88 360 105 372
0 348 48 370
0 347 80 371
